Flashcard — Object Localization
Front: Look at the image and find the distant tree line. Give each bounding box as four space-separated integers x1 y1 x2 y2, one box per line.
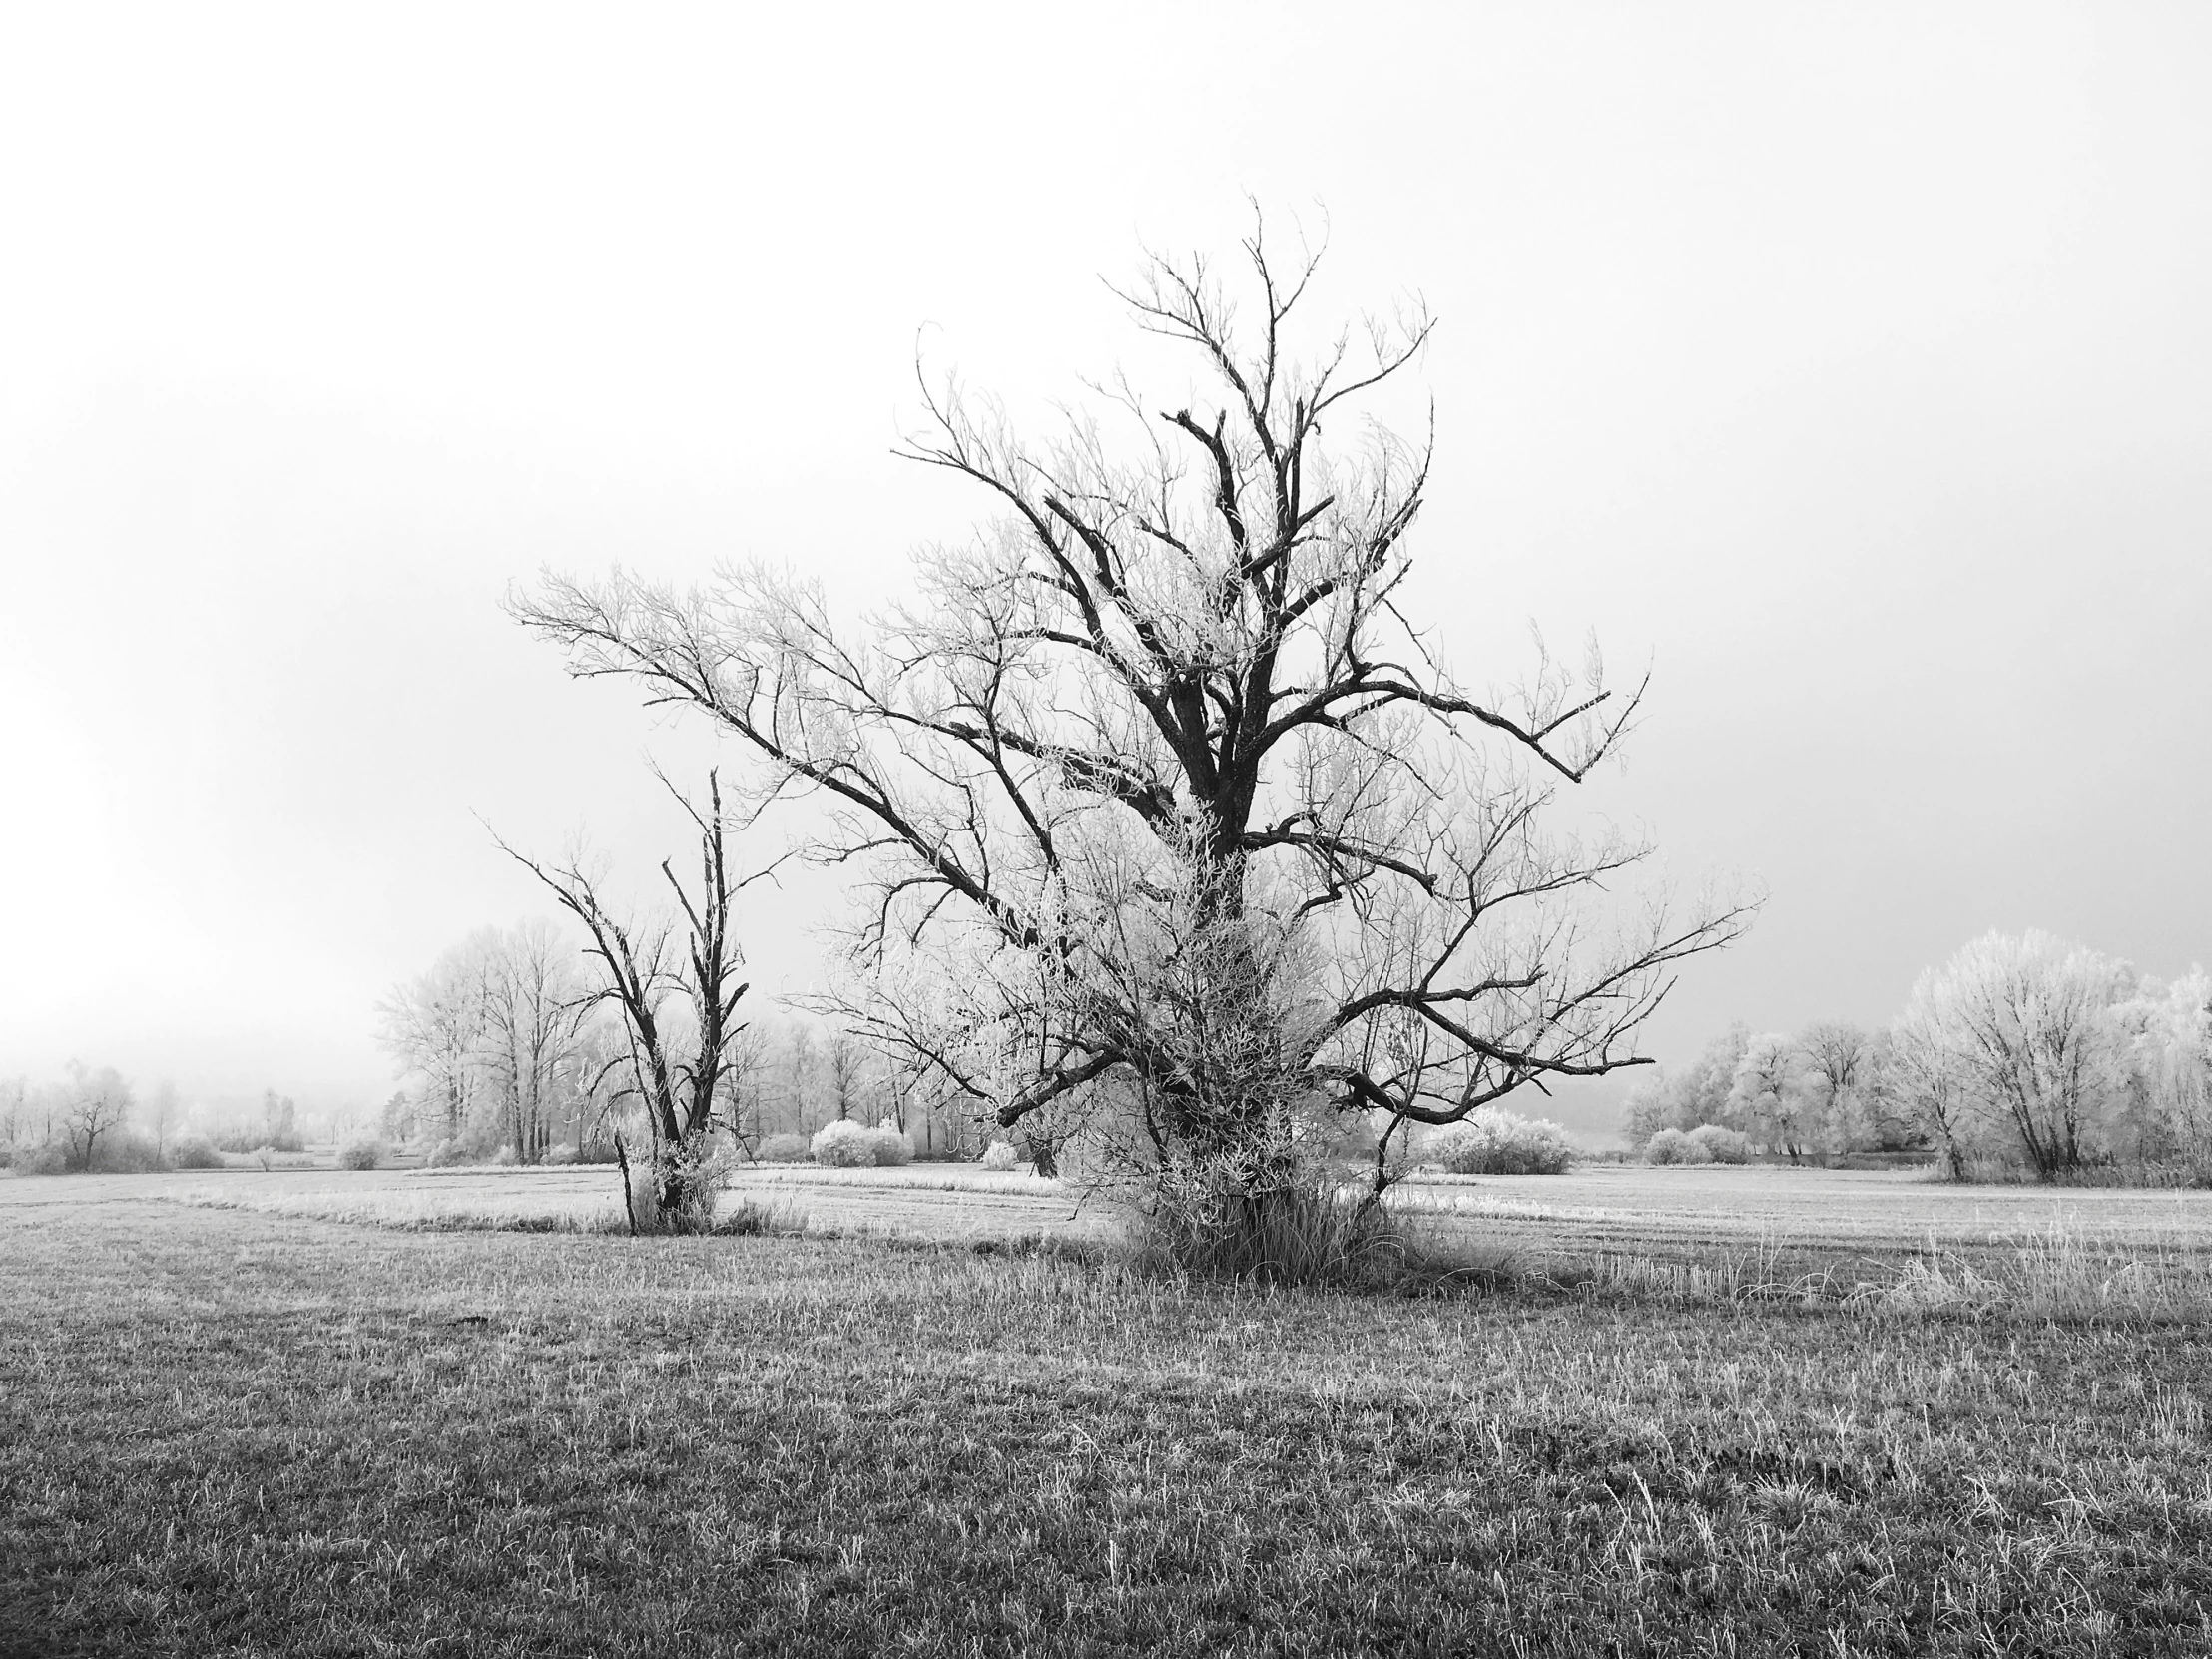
0 1069 324 1175
1623 929 2212 1181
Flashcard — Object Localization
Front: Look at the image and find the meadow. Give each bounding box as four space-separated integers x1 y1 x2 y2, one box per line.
5 1166 2212 1656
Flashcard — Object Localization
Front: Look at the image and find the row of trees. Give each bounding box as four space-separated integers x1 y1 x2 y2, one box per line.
1624 930 2212 1180
1622 1021 1909 1163
375 918 619 1160
0 1071 336 1174
375 918 997 1165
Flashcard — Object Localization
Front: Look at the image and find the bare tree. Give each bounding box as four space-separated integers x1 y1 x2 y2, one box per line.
146 1079 181 1163
1889 997 1972 1181
1898 930 2127 1178
476 918 591 1163
2124 970 2212 1165
61 1063 132 1171
564 1017 633 1157
514 218 1750 1229
0 1076 28 1149
498 771 762 1229
377 933 495 1145
781 1024 820 1136
825 1031 867 1123
722 1023 774 1156
1726 1034 1816 1163
1796 1020 1876 1152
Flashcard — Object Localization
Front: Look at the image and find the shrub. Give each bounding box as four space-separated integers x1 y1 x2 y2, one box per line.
1686 1124 1751 1164
1643 1127 1714 1166
756 1132 811 1163
810 1119 911 1167
87 1132 165 1174
1425 1109 1575 1175
811 1120 874 1167
981 1140 1020 1172
215 1129 305 1154
171 1134 224 1170
13 1143 68 1176
337 1137 384 1171
426 1139 471 1168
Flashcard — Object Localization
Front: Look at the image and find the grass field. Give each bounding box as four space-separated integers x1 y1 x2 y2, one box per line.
6 1169 2212 1655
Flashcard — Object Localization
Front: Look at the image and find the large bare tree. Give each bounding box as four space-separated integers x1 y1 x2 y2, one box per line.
515 221 1749 1210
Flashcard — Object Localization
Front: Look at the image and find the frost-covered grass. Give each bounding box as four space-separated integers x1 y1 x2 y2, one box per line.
1391 1163 2212 1252
7 1193 2212 1655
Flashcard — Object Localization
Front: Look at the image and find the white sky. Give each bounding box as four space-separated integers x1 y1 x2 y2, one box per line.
4 3 2209 1129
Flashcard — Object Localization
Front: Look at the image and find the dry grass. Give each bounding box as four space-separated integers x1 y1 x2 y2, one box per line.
5 1193 2212 1656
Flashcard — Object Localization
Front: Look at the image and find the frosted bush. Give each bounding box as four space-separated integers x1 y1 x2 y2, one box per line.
811 1119 876 1167
1643 1127 1714 1166
981 1140 1019 1172
1686 1124 1751 1164
756 1132 811 1162
1426 1109 1575 1175
811 1120 913 1167
171 1134 224 1170
337 1137 384 1171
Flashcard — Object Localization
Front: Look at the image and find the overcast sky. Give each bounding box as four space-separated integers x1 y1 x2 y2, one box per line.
4 3 2208 1129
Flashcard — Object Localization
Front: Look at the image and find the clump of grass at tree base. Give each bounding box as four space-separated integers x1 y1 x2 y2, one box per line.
1120 1169 1412 1287
622 1142 731 1235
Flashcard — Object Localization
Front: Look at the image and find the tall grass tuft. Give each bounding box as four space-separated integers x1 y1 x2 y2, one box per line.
1122 1173 1405 1286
